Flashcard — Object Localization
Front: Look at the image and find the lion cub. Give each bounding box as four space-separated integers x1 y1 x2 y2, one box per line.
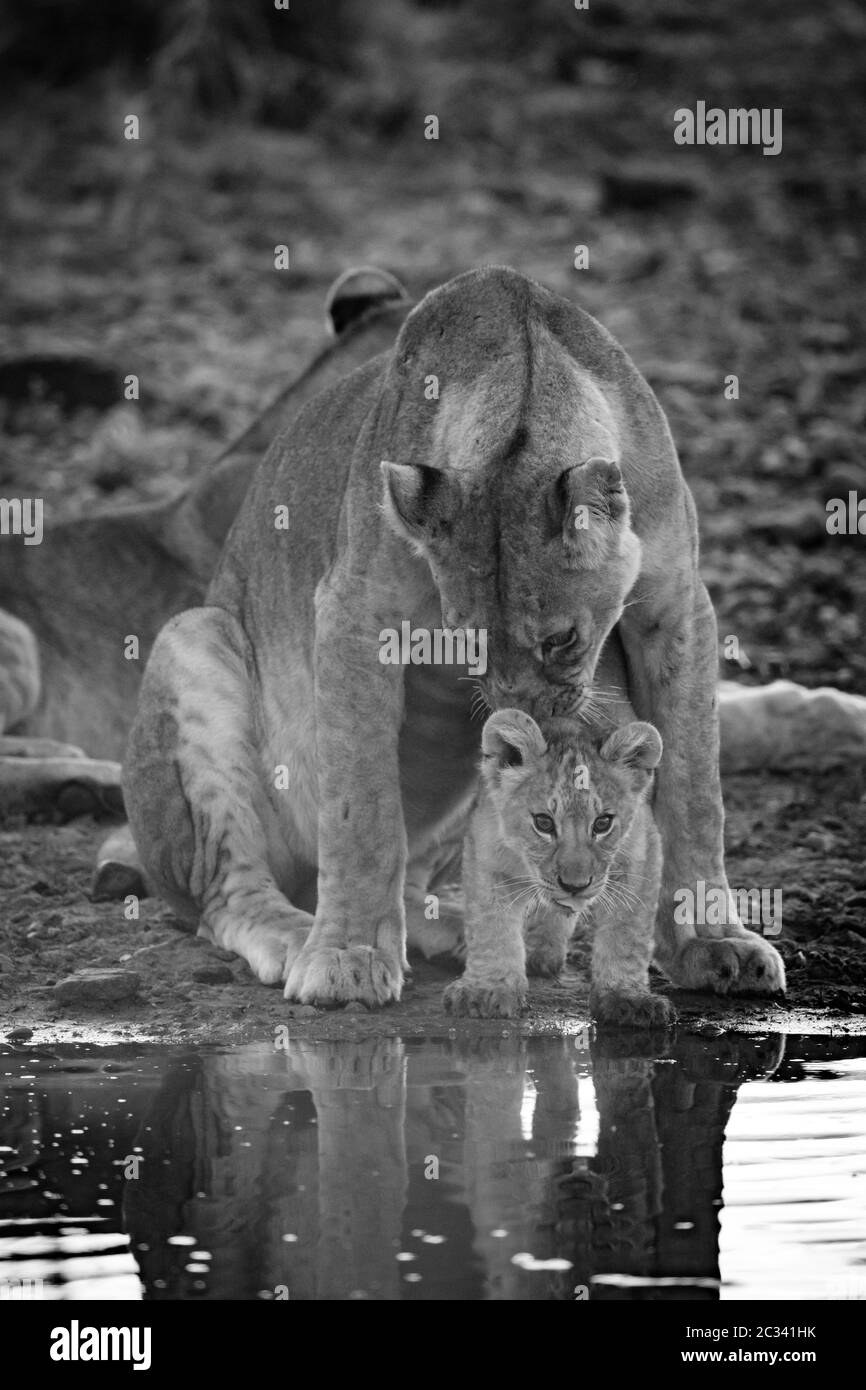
443 708 675 1026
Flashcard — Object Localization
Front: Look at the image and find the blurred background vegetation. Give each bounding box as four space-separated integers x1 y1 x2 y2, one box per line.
0 0 863 689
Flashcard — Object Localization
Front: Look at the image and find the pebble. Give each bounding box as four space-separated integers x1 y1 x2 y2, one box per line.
191 964 234 985
91 862 146 902
803 831 836 853
53 968 142 1006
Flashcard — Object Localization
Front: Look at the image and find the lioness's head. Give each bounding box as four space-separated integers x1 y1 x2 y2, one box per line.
480 708 662 912
380 268 646 719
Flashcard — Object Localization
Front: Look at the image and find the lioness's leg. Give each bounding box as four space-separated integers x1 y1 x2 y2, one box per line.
620 567 785 997
589 812 674 1027
123 607 312 984
284 580 411 1008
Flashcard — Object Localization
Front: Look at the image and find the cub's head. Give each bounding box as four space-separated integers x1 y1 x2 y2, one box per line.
480 708 662 912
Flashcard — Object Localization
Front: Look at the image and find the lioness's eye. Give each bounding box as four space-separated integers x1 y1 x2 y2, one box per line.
542 627 577 655
532 813 557 837
592 814 614 836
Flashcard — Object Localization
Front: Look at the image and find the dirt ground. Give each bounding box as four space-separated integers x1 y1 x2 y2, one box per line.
0 1 864 1043
1 759 864 1045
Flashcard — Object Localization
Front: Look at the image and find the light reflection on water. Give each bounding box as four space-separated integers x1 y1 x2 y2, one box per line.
1 1033 864 1301
720 1056 866 1301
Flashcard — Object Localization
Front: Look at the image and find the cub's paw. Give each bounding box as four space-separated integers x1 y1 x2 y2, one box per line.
443 975 528 1019
284 944 402 1008
668 934 785 997
525 940 567 978
591 989 676 1029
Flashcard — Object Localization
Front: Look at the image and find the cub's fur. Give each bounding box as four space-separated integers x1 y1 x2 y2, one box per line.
444 709 674 1025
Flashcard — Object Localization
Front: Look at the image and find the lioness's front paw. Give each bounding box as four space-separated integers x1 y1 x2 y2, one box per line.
284 944 402 1008
591 989 676 1029
442 975 528 1018
667 933 785 997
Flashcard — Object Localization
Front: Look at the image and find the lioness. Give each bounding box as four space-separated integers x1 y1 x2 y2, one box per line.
122 265 786 1007
444 704 670 1025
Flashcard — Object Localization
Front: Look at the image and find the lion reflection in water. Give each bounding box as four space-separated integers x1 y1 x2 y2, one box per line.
123 1032 784 1300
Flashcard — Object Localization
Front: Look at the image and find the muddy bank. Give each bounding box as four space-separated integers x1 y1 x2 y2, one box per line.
2 764 865 1046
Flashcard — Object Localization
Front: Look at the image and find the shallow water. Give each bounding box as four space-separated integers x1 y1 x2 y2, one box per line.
1 1032 864 1301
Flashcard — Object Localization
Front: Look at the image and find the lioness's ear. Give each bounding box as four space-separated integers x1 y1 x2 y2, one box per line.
482 708 547 774
553 457 631 563
381 460 453 541
599 721 663 772
325 266 408 336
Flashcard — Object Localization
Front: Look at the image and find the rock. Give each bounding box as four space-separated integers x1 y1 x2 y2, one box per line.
92 825 147 901
191 964 234 985
53 968 142 1006
92 861 146 902
293 1004 319 1018
6 1027 33 1042
0 953 15 973
343 1001 368 1013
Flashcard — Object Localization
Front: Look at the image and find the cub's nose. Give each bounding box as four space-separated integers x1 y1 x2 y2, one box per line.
557 873 593 895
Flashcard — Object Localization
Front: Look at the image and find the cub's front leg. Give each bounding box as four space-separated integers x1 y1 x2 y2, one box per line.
284 582 408 1008
589 810 676 1029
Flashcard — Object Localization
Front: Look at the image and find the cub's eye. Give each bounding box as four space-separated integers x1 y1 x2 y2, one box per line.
592 814 614 837
542 627 577 656
532 812 557 837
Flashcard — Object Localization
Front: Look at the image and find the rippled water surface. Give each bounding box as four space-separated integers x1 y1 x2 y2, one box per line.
1 1033 864 1300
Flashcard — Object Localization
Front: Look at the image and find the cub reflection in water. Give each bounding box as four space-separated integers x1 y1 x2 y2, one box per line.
123 1032 784 1300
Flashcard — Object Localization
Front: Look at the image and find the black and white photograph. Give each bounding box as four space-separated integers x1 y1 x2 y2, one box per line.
0 0 864 1330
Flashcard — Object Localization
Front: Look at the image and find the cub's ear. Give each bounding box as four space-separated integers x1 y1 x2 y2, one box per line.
325 266 408 336
482 708 547 774
552 457 631 566
381 460 453 541
599 720 663 772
